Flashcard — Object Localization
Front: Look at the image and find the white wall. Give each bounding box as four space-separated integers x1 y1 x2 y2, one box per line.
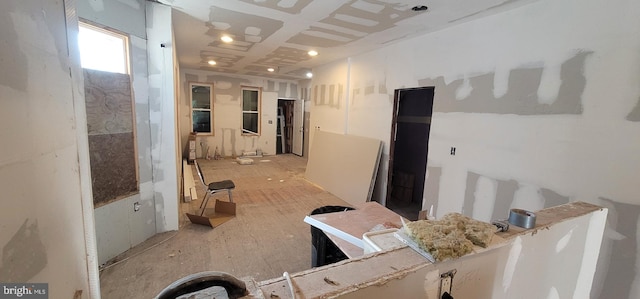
0 0 95 297
309 0 640 297
147 2 180 233
337 207 608 299
78 0 160 265
179 69 300 157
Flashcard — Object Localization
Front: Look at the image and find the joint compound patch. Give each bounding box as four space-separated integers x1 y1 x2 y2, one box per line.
0 219 47 282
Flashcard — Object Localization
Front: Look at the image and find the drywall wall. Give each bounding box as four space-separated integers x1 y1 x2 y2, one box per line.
308 0 640 297
0 0 94 297
178 68 300 157
259 203 607 298
76 0 146 38
147 2 180 233
342 206 608 299
78 0 160 265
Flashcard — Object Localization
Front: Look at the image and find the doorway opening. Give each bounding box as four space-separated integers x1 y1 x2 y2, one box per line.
386 87 434 220
277 98 304 156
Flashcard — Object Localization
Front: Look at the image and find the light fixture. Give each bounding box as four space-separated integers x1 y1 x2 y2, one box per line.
267 67 275 72
221 35 233 43
208 60 217 65
306 72 313 78
308 50 318 57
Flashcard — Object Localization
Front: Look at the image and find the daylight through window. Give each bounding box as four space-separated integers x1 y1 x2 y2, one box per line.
78 22 129 74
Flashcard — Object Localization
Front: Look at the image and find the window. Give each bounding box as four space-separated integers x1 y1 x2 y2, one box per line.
190 83 214 134
242 87 261 135
78 22 129 74
77 21 138 206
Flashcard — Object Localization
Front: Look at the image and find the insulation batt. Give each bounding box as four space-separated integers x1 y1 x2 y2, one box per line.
405 213 495 261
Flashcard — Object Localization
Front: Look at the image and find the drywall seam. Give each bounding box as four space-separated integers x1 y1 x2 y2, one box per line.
345 57 351 134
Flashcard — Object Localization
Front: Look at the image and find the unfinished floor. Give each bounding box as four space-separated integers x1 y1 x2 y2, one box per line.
98 154 349 298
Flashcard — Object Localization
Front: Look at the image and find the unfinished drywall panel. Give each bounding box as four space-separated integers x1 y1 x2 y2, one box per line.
94 198 130 264
147 2 179 232
76 0 146 38
305 131 382 205
306 0 639 296
94 182 155 265
0 0 93 296
178 69 299 157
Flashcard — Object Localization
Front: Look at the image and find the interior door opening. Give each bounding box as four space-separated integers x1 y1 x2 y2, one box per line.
277 98 304 156
386 87 434 220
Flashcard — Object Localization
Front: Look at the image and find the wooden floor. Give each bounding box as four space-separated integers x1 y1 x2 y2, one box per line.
99 154 349 298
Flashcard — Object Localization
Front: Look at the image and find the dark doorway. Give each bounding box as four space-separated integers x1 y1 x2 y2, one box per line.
277 99 294 154
386 87 434 220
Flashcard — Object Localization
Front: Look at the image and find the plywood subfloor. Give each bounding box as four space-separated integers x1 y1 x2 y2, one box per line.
99 154 349 298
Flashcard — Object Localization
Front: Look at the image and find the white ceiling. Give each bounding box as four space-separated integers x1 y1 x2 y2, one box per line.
158 0 536 80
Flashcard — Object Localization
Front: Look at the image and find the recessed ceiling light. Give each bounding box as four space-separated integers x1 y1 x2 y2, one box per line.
308 50 318 57
267 67 275 72
221 35 233 43
208 60 217 65
306 72 313 78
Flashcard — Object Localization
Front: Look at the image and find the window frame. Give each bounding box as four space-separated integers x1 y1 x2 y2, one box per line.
78 20 130 75
190 82 215 135
241 86 262 136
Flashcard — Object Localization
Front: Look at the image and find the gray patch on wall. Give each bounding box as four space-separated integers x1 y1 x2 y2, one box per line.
135 103 153 183
423 166 441 215
541 188 570 208
329 85 336 106
462 172 480 217
314 84 342 108
364 82 375 95
626 97 640 121
0 219 47 282
278 82 288 98
462 172 518 220
419 52 591 115
598 197 640 299
379 81 388 94
267 80 275 91
491 179 519 220
184 74 199 105
154 192 164 227
290 83 298 98
0 2 28 91
206 75 251 103
220 128 237 156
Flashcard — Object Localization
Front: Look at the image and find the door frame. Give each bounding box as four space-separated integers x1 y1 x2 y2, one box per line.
385 86 435 206
277 97 304 156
